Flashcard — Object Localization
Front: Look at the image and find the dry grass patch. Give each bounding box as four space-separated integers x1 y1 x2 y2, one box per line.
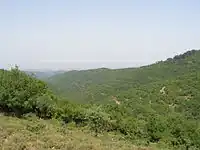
0 115 155 150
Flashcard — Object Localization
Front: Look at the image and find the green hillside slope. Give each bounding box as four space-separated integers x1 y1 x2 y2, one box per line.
0 115 150 150
0 66 157 149
1 50 200 149
44 50 200 149
47 49 200 104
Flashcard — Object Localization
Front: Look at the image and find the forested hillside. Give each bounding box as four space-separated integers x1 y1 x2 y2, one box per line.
45 50 200 149
0 66 154 149
47 49 200 104
1 50 200 149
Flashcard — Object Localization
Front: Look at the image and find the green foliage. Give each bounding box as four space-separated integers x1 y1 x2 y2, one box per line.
47 50 200 104
84 106 114 135
0 66 51 117
2 50 200 149
146 115 168 142
44 50 200 149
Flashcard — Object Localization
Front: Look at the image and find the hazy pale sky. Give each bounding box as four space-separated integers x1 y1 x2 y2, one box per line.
0 0 200 70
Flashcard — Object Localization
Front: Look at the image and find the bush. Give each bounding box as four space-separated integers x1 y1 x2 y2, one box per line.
0 66 53 117
85 107 114 135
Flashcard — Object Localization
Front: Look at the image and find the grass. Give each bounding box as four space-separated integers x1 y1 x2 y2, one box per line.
0 114 157 150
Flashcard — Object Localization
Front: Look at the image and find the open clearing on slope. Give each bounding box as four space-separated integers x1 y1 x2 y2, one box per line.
0 115 155 150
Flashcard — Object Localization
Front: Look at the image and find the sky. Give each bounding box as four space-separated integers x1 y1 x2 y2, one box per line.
0 0 200 70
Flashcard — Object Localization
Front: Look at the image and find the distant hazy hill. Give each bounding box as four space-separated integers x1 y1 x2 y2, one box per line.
46 49 200 104
24 70 66 79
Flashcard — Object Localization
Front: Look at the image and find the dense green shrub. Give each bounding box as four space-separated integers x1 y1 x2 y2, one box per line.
84 107 114 134
0 66 53 117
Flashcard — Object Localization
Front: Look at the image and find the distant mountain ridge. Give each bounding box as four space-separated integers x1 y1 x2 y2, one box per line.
24 70 66 79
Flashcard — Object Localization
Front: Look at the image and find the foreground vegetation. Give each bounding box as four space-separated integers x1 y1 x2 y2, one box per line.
1 50 200 149
0 115 150 150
